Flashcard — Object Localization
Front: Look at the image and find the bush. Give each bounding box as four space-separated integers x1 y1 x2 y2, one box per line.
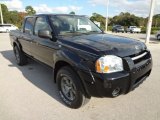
141 27 146 33
140 27 160 34
107 26 112 31
151 27 160 34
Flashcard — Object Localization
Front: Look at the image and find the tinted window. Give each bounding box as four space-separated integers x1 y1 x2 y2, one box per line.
50 15 102 36
24 17 34 34
34 17 51 36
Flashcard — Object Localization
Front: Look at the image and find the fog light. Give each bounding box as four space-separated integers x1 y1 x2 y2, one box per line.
112 87 121 97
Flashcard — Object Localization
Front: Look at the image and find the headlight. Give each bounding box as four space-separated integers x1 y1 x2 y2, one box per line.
95 55 123 73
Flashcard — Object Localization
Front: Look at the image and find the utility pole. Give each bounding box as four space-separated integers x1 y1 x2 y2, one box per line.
105 0 109 32
0 4 4 24
145 0 155 44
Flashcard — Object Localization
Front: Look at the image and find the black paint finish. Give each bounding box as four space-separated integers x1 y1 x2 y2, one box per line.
10 14 152 97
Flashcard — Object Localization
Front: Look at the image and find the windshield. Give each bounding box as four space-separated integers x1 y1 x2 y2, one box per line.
50 15 102 36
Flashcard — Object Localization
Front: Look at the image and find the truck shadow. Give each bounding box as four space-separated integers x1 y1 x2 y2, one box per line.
0 50 65 106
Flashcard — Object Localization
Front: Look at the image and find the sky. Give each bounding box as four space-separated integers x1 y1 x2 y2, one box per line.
0 0 160 17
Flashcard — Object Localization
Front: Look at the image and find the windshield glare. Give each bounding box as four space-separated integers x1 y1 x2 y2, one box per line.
50 15 102 36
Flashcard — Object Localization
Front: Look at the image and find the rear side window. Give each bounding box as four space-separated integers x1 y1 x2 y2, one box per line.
34 17 51 36
24 17 34 34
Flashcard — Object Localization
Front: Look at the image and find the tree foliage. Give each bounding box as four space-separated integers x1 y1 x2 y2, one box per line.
0 4 35 28
109 12 143 26
90 12 160 32
69 11 75 15
152 14 160 27
25 6 36 15
0 4 10 23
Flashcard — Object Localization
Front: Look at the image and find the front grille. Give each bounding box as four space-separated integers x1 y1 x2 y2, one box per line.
135 60 151 73
130 51 151 64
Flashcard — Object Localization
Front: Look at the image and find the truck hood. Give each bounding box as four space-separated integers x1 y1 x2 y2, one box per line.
59 33 146 57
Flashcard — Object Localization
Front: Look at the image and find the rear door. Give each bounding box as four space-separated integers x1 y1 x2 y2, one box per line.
19 17 35 56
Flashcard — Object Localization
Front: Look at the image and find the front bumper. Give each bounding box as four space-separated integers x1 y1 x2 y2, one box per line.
78 52 152 97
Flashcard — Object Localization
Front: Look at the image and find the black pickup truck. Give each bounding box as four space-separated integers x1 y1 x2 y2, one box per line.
10 14 152 109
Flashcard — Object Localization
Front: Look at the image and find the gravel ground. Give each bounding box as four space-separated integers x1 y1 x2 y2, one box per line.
0 33 160 120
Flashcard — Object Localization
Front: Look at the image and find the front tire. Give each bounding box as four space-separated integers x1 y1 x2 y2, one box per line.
13 45 28 66
56 66 90 109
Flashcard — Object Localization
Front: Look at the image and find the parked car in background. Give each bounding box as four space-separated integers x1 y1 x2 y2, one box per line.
0 24 18 33
126 26 141 33
155 30 160 40
112 25 125 33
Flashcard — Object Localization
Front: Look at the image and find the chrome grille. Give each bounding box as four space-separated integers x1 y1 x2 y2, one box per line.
131 52 147 61
130 51 150 64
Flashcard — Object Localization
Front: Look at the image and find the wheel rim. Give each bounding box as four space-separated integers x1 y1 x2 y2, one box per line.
61 75 76 101
14 47 20 63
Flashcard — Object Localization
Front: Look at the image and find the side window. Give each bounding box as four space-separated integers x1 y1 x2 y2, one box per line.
34 17 51 36
24 17 34 34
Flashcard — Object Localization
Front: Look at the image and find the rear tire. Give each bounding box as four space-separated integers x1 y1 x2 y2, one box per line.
13 45 28 66
56 66 90 109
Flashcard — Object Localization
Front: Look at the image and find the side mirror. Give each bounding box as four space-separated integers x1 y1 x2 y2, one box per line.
38 30 52 39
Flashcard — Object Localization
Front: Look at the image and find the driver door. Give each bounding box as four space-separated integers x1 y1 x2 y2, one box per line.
31 16 55 67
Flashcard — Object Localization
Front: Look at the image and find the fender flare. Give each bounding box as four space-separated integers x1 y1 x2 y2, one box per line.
53 49 92 98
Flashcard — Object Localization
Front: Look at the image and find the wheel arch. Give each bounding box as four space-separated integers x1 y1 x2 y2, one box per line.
53 59 91 98
53 60 71 82
13 39 22 51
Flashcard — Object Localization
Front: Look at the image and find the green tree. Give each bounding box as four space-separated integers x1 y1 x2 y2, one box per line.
25 6 36 15
9 10 21 27
69 11 75 15
152 14 160 27
0 4 10 23
110 12 142 27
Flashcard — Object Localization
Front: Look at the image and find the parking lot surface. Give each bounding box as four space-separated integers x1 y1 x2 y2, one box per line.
0 33 160 120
